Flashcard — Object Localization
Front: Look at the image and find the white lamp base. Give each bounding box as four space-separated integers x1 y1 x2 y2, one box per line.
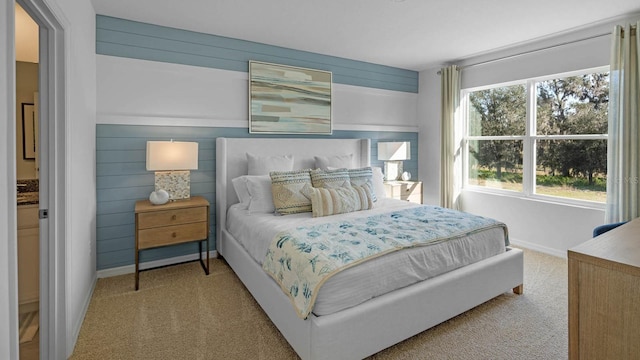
383 161 403 181
155 170 191 200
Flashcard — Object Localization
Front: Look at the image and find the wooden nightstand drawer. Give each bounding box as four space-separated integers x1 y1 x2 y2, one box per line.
384 181 422 204
404 193 422 203
137 207 207 230
138 221 208 249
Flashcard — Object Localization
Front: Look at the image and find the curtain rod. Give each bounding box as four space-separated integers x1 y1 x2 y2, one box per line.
437 24 637 75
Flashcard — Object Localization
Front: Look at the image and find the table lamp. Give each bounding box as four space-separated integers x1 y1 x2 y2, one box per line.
377 141 410 181
146 140 199 201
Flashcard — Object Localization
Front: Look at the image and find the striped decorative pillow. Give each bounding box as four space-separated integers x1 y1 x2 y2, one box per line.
270 169 314 215
348 167 377 202
310 168 351 189
310 184 373 217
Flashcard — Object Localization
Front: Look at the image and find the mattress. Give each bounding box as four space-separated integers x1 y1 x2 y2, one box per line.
226 198 506 316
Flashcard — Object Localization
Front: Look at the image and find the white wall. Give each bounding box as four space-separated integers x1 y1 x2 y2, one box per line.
1 0 96 357
16 61 38 180
96 55 418 131
463 192 605 256
418 68 441 206
52 0 97 355
418 15 640 257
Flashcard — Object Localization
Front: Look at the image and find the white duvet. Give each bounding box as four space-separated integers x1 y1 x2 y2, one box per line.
227 198 506 316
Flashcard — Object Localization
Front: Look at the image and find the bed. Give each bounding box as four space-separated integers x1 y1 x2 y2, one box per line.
215 137 523 360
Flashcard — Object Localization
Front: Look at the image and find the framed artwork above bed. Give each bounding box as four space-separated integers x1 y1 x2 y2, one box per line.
249 61 332 135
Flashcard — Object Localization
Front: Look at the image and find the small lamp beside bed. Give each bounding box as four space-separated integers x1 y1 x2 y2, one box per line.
377 141 410 181
146 140 199 204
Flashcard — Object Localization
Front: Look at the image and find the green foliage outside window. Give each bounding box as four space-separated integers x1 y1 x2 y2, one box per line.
467 72 609 202
469 84 525 181
536 74 608 185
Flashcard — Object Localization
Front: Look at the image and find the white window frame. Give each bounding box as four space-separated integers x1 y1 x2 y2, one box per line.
462 66 609 209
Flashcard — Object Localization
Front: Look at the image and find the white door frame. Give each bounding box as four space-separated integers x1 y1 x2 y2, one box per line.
1 1 20 357
4 0 67 358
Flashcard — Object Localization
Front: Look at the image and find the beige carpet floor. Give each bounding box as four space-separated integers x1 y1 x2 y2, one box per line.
70 248 568 359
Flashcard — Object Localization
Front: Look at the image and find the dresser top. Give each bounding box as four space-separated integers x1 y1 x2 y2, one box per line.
568 217 640 275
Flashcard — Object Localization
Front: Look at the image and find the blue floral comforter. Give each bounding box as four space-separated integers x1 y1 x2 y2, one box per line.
262 205 509 319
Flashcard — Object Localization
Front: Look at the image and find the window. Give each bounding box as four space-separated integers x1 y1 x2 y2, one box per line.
464 69 609 204
467 84 526 192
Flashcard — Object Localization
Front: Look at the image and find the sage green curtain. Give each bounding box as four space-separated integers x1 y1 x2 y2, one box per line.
606 22 640 223
440 65 461 209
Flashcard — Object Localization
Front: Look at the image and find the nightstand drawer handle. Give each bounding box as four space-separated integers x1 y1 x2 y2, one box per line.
171 215 177 221
172 232 177 238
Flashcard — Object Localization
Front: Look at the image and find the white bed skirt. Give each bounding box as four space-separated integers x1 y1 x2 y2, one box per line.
221 228 524 360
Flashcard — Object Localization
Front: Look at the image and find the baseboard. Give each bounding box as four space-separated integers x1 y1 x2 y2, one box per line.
18 301 39 315
97 250 219 278
68 273 97 357
509 238 567 259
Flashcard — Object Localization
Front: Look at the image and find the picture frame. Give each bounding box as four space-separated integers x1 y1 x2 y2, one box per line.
249 61 332 134
21 103 36 160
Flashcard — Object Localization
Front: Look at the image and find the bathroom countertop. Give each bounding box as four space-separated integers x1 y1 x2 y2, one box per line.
17 192 39 206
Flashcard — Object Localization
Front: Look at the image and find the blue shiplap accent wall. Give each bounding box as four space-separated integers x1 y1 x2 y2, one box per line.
96 125 418 270
96 15 418 93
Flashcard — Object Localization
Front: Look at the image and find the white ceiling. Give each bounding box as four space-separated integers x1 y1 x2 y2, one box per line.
15 3 39 63
92 0 640 71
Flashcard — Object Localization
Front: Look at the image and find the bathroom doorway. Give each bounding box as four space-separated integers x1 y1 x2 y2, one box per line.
15 3 40 359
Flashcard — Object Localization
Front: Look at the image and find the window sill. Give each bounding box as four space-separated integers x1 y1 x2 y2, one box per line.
462 186 606 211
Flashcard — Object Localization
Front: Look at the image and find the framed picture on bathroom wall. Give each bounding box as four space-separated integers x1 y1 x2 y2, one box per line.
249 61 332 135
21 103 36 160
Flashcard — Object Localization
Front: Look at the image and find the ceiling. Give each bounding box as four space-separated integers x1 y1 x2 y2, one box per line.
15 3 39 63
93 0 640 71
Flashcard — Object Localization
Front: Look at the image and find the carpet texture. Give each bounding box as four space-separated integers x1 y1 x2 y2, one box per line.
71 248 567 359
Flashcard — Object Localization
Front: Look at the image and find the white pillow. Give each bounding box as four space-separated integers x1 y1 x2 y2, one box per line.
231 175 275 213
232 176 251 209
246 175 276 213
314 154 354 170
247 153 294 175
371 166 386 200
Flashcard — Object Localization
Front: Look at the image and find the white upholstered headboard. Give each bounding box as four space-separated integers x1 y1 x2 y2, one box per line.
215 137 371 254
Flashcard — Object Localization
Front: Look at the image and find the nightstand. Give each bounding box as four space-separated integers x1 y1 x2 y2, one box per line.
134 196 210 290
384 181 423 204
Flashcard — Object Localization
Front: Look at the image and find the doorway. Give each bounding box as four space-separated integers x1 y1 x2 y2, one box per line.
15 3 39 359
10 0 67 358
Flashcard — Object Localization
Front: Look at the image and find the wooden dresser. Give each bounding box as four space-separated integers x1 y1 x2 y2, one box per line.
134 196 210 290
568 217 640 359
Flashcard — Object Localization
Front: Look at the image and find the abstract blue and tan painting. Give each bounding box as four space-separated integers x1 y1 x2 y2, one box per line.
250 61 332 134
